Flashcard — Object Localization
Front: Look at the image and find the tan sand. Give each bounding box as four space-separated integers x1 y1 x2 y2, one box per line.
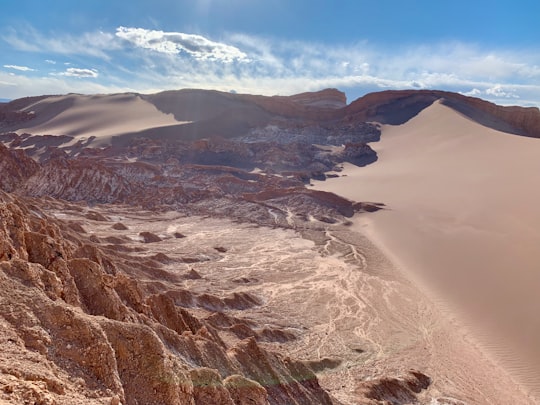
18 93 185 145
314 100 540 401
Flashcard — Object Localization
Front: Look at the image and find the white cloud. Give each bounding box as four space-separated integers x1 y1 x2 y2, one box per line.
3 64 36 72
54 68 99 78
45 59 56 64
0 70 126 99
485 84 519 98
116 27 248 62
462 88 482 97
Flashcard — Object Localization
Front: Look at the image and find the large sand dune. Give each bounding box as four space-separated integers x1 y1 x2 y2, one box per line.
314 100 540 399
17 93 183 145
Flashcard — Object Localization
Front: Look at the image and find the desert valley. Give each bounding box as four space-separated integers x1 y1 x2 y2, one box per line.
1 88 540 405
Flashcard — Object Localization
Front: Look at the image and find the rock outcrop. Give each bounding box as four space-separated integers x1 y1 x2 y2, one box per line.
0 142 39 192
355 370 431 405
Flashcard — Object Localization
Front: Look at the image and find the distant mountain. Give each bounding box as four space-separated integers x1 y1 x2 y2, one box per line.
0 98 11 103
1 88 539 144
345 89 540 138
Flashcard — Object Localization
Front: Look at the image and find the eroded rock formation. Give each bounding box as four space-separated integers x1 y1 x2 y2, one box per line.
0 191 337 404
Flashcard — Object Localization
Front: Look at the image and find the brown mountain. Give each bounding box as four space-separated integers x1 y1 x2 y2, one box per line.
344 89 540 137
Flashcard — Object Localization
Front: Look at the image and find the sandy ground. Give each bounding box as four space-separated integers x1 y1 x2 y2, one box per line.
18 94 185 145
49 202 534 404
313 100 540 402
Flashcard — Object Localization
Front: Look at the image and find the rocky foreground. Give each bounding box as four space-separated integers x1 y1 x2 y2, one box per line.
1 88 539 404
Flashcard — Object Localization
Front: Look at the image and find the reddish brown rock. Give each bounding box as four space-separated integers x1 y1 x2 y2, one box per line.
190 368 235 405
356 370 431 405
139 231 161 243
224 374 269 405
100 320 193 405
0 190 344 404
0 143 39 192
112 222 128 230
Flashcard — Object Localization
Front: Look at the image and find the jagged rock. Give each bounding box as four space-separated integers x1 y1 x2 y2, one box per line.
0 162 436 405
305 358 342 373
85 211 109 221
100 320 194 405
112 222 128 230
190 368 234 405
67 258 129 320
229 337 334 405
0 143 39 192
185 268 203 280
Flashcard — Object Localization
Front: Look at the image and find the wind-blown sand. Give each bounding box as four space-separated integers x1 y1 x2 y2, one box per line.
314 100 540 401
18 93 185 145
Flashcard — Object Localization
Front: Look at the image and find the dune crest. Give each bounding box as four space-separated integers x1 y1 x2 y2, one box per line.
16 93 184 145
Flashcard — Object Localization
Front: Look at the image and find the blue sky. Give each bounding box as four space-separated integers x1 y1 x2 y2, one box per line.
1 0 539 105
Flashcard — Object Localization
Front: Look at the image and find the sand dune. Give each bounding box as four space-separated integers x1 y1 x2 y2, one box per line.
18 93 183 145
314 100 540 400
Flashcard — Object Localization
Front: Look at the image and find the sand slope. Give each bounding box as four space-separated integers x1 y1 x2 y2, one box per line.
18 93 183 145
314 100 540 399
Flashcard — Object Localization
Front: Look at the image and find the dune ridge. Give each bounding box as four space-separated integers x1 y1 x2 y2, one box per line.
15 93 183 145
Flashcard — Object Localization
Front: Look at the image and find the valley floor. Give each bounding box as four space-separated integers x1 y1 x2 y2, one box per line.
47 203 533 404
